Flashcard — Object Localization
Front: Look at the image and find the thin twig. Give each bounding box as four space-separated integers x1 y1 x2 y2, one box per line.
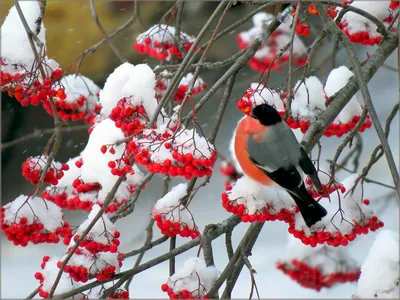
1 124 89 150
89 0 126 63
315 2 400 198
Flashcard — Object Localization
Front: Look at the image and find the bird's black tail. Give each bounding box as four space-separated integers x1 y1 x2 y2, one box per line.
288 185 327 228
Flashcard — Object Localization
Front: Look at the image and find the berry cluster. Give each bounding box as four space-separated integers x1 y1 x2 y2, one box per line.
338 22 383 46
109 289 130 299
22 156 69 185
153 213 200 239
324 115 372 137
161 284 209 300
57 260 90 282
43 94 101 123
305 177 346 198
1 197 72 246
221 192 295 224
1 214 71 246
109 97 150 137
276 259 360 291
288 216 384 247
134 24 196 60
0 68 63 107
156 72 207 103
127 133 217 180
295 21 310 37
219 160 242 190
70 231 120 254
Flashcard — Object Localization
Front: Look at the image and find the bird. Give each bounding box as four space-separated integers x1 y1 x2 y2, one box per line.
234 103 327 227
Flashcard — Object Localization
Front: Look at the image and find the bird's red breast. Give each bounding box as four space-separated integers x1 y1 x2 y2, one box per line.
234 117 274 186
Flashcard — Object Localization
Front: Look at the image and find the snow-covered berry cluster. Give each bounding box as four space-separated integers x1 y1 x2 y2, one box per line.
134 24 196 60
128 127 216 180
1 195 72 246
276 236 360 291
42 74 101 123
292 3 339 37
153 184 200 239
305 169 346 198
337 0 398 46
22 155 69 185
237 12 307 72
237 66 372 137
221 176 297 223
288 174 384 247
156 71 207 102
35 256 77 298
161 257 219 299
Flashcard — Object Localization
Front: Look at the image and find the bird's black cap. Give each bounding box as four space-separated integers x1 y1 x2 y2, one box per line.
251 103 282 126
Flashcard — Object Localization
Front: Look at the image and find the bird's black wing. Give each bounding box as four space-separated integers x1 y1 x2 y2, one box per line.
298 146 323 192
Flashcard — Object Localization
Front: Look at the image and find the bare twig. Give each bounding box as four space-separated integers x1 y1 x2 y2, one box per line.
315 2 400 198
1 124 89 150
89 0 126 63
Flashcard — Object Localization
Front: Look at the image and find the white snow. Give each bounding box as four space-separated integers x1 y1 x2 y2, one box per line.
325 66 362 123
0 1 59 76
354 230 399 298
59 74 100 112
294 174 376 235
227 176 296 215
246 83 284 111
72 205 116 245
136 24 194 46
153 183 196 230
291 77 326 122
39 257 77 294
168 257 220 296
3 195 64 232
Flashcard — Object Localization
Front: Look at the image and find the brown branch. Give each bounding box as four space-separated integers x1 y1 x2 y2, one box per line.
1 124 89 150
315 2 400 198
89 0 126 63
52 215 242 299
49 175 126 297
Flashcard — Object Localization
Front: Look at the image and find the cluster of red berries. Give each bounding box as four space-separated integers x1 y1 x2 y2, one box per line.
174 81 207 103
128 140 216 180
43 94 101 123
161 284 209 299
292 2 338 18
107 155 135 177
324 115 372 137
0 68 63 106
153 214 200 239
35 256 53 298
390 0 400 10
219 161 242 190
156 78 207 103
338 23 383 46
288 216 384 247
237 31 307 73
70 231 120 254
134 34 196 60
305 178 346 198
236 87 286 116
1 208 72 246
276 259 360 291
109 289 130 299
221 192 295 224
109 98 150 137
56 260 89 282
295 22 311 37
22 157 69 185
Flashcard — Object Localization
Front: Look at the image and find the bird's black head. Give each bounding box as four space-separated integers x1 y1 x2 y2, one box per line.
251 103 282 126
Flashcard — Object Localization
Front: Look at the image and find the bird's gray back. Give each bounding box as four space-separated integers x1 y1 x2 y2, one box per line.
247 122 301 172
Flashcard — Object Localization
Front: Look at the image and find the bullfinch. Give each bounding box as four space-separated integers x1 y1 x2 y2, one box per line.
234 103 327 227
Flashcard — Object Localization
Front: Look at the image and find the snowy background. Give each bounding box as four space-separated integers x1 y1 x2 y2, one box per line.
1 2 399 298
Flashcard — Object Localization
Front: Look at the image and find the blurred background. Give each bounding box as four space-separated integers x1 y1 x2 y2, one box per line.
1 1 399 298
